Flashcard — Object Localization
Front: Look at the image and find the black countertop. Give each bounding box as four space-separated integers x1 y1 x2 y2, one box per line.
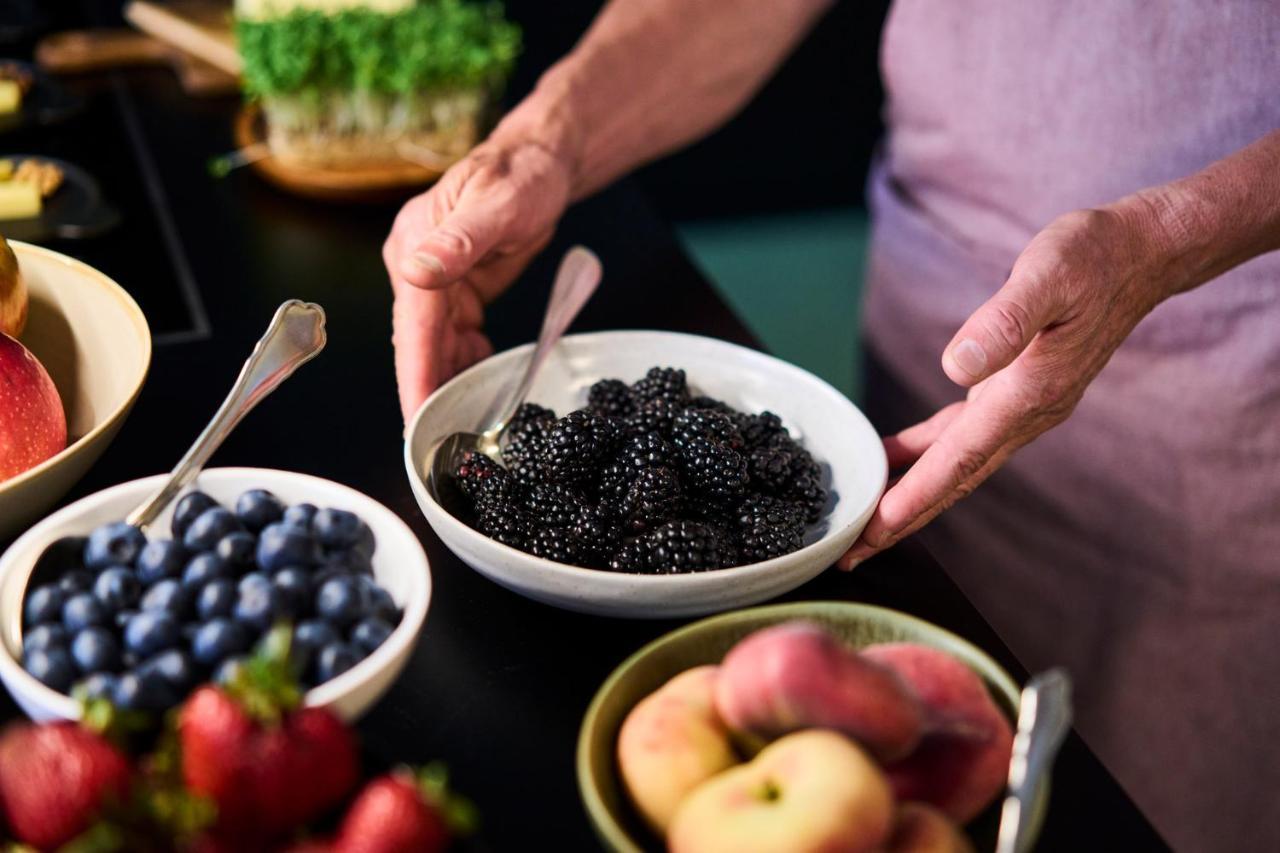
0 36 1167 853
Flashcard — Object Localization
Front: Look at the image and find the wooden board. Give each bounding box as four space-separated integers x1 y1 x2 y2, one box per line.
36 29 239 96
233 105 443 203
123 1 240 77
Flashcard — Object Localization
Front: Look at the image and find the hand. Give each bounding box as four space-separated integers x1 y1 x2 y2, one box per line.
384 137 573 421
839 201 1186 569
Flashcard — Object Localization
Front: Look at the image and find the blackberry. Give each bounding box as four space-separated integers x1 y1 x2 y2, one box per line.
596 462 636 505
608 539 648 572
631 367 690 407
618 432 673 472
785 470 828 524
687 395 735 415
671 409 744 451
529 526 583 565
677 437 748 502
571 504 623 565
476 505 536 549
622 467 683 532
523 482 588 527
507 402 557 438
504 403 556 485
453 452 515 508
739 411 786 449
747 444 796 492
735 495 805 562
587 379 636 418
629 520 731 574
625 398 680 438
544 410 619 483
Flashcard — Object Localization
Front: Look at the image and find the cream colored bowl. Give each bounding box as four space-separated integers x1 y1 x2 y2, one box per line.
0 242 151 539
405 331 889 619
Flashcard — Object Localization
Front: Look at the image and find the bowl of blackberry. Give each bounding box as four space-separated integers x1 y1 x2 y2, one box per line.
406 331 887 618
0 468 431 722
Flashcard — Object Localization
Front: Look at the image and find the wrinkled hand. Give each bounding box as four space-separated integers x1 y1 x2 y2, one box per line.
385 137 573 421
840 202 1185 569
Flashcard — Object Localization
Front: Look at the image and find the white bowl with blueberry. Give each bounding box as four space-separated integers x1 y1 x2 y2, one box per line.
0 468 431 722
405 331 888 619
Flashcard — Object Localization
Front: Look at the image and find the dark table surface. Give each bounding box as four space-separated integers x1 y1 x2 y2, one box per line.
0 31 1167 853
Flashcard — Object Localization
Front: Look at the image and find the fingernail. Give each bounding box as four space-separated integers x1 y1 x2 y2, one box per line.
412 252 446 275
951 339 988 378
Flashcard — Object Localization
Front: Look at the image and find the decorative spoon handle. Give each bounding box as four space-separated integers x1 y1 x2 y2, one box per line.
125 300 327 529
487 246 602 438
996 668 1073 853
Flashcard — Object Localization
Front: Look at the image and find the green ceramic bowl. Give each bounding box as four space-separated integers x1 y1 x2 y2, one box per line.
577 601 1046 852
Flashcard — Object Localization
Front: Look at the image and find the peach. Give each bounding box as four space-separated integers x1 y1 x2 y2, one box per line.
713 622 924 762
669 730 894 853
861 643 1013 823
617 666 738 834
885 802 976 853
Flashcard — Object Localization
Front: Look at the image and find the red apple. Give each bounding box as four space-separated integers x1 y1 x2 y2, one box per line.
0 332 66 482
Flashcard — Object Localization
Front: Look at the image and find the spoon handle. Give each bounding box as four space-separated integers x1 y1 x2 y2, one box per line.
488 246 602 437
125 300 327 529
996 668 1073 853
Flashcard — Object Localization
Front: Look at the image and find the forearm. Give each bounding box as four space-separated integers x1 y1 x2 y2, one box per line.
1113 130 1280 296
491 0 833 199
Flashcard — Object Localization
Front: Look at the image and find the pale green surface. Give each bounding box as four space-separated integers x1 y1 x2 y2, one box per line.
676 207 870 401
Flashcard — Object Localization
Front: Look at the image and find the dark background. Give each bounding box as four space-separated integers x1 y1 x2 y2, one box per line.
3 0 891 220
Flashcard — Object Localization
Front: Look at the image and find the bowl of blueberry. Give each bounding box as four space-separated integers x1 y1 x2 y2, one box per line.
405 331 888 619
0 467 431 722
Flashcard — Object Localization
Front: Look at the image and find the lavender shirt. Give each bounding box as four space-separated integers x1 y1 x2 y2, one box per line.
863 3 1280 849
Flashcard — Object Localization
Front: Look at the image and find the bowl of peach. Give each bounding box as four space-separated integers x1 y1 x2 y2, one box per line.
577 601 1045 852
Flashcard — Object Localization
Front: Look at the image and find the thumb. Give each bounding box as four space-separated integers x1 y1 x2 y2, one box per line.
942 270 1061 387
399 199 508 290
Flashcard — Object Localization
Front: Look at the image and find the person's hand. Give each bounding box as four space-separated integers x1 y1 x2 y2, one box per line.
839 200 1191 569
385 136 573 421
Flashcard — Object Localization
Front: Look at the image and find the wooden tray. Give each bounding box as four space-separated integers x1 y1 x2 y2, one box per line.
233 105 444 203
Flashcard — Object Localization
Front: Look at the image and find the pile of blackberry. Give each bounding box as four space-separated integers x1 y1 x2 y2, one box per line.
451 367 827 574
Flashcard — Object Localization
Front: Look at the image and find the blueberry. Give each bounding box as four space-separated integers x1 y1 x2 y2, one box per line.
215 531 257 571
325 549 372 577
315 577 365 628
182 552 232 588
312 508 361 549
196 578 237 621
350 522 376 561
115 609 138 631
312 562 352 589
71 627 121 674
113 669 179 713
24 584 64 627
24 623 68 653
123 611 180 658
315 643 360 683
356 577 398 623
172 491 218 538
212 657 245 686
24 647 76 692
62 593 109 633
349 617 394 655
76 672 119 702
256 522 321 571
136 540 187 586
138 649 197 691
235 489 284 533
273 568 312 618
140 578 191 616
294 619 339 659
233 582 281 633
57 570 94 597
93 567 141 611
84 522 147 570
183 507 240 552
281 503 317 529
191 619 252 666
238 572 271 595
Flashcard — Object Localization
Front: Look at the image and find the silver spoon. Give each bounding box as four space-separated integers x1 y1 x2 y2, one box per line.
427 246 602 496
19 301 326 599
996 668 1073 853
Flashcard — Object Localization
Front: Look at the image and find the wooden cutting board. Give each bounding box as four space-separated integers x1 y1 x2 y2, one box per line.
123 1 240 77
36 29 238 96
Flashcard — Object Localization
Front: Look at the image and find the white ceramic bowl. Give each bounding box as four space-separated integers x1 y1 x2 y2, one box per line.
0 241 151 539
405 331 887 619
0 468 431 722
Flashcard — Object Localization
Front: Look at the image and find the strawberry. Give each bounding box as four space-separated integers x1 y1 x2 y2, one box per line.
332 765 476 853
0 721 132 849
177 628 360 843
